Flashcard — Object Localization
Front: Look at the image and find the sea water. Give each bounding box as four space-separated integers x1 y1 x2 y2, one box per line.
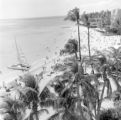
0 16 75 84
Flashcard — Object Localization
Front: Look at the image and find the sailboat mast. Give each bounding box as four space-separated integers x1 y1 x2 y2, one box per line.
7 37 30 71
14 37 21 64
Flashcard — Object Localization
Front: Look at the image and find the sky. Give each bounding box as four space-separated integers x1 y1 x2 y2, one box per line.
0 0 121 19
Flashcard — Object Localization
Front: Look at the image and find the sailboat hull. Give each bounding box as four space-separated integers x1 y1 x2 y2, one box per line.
8 64 30 71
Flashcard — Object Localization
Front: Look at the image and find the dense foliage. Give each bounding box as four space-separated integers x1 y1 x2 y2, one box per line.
81 9 121 35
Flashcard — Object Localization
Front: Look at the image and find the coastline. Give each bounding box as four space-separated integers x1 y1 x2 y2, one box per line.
0 25 121 85
0 17 75 85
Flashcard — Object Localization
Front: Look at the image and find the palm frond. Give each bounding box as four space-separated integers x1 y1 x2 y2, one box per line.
63 39 78 55
47 110 63 120
0 101 11 111
81 79 99 108
2 113 14 120
14 86 38 100
19 74 38 89
5 80 19 90
53 82 65 95
62 110 77 120
37 109 49 115
40 99 58 108
106 78 112 98
65 8 80 22
52 63 67 72
40 87 51 101
0 96 25 120
1 97 24 110
108 47 121 59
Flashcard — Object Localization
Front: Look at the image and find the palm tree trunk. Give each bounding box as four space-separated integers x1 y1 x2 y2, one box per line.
107 81 112 97
87 26 94 74
116 61 121 91
77 84 86 120
110 73 120 92
88 26 91 59
96 77 106 120
33 101 39 120
77 20 81 61
114 79 120 91
75 52 78 60
77 62 86 120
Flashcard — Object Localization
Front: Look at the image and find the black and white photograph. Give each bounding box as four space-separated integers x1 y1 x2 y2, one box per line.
0 0 121 120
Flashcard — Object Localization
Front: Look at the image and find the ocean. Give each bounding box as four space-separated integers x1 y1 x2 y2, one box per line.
0 16 75 84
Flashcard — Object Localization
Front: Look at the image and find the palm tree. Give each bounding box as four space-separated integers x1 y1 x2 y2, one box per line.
44 57 100 120
16 74 41 120
46 80 91 120
0 96 24 120
83 14 91 57
81 13 94 74
83 51 114 119
63 39 78 59
16 74 53 120
65 7 81 61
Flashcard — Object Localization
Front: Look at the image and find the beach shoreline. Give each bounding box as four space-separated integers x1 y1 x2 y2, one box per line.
0 24 121 85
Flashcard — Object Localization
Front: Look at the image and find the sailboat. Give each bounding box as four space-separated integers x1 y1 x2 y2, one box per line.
8 37 31 71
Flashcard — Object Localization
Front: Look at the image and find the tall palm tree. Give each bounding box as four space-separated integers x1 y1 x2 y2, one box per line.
44 57 100 120
83 51 114 119
16 74 41 120
16 74 52 120
46 79 91 120
65 7 81 61
81 14 94 74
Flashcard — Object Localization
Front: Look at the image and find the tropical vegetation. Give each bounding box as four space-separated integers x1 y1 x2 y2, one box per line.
81 9 121 35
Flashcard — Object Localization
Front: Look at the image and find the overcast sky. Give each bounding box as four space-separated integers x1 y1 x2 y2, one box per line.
0 0 120 19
